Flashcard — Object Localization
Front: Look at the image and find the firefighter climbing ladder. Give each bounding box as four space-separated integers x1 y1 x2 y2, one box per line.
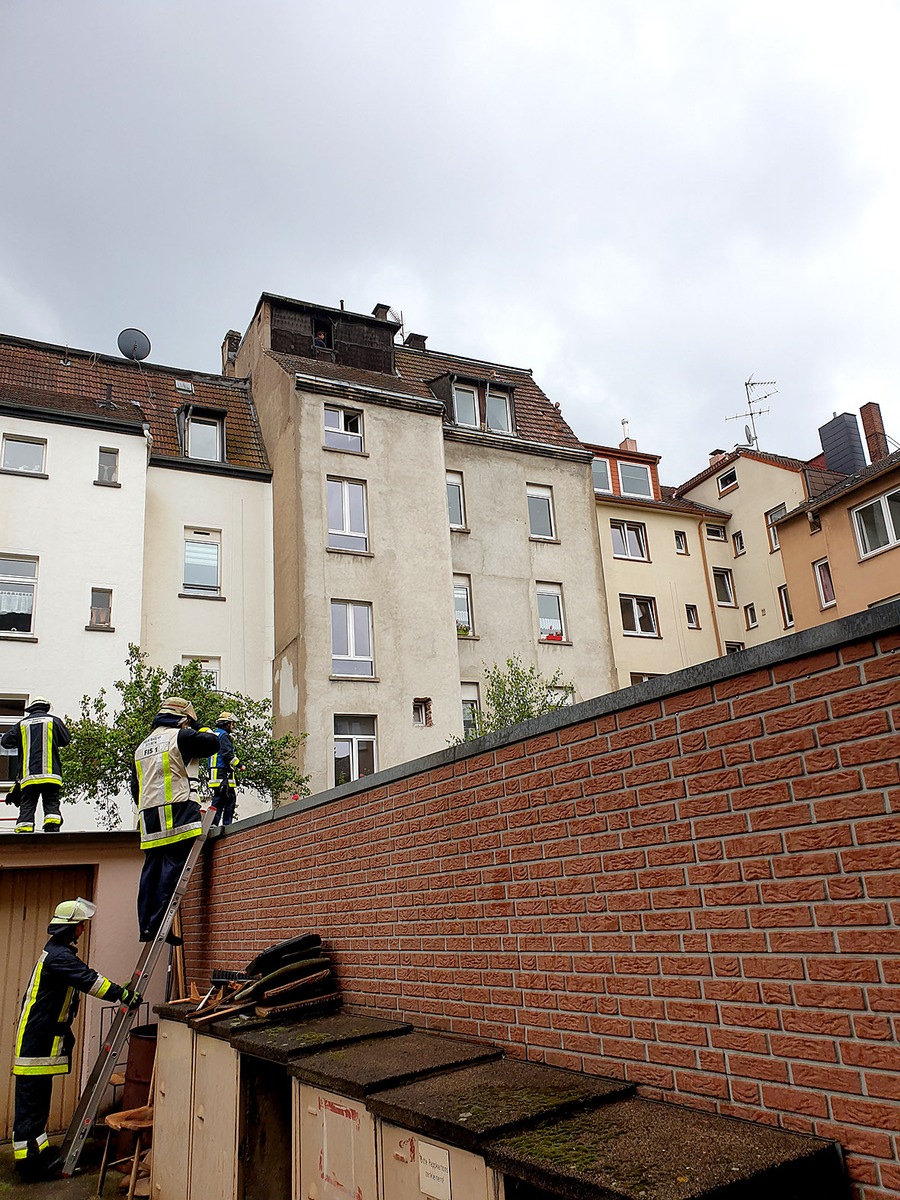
59 806 218 1178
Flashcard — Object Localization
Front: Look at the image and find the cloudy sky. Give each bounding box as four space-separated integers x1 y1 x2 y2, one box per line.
2 1 898 484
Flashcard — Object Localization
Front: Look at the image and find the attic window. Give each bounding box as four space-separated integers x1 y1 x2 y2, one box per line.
717 467 738 495
187 414 223 462
175 380 195 394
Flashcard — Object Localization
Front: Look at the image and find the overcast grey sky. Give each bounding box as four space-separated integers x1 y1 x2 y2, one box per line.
2 1 898 484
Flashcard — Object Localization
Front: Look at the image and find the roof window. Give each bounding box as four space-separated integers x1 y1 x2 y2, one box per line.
175 380 195 394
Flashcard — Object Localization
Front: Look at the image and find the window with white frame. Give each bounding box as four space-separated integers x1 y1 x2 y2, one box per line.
717 467 738 495
331 600 374 676
182 655 221 688
852 488 900 557
591 458 611 492
685 604 700 629
536 582 565 640
620 594 659 637
412 698 433 727
713 567 736 606
814 559 836 608
725 641 745 654
486 390 512 434
706 524 726 541
766 504 787 551
610 520 648 560
2 435 46 474
674 530 689 554
88 588 113 628
630 672 662 684
618 462 652 498
460 683 480 738
333 715 376 784
324 406 364 452
547 686 574 706
0 556 37 634
744 602 758 629
527 485 555 539
732 530 745 556
446 472 466 529
187 415 222 462
452 385 479 428
0 697 27 786
183 529 221 596
327 478 368 552
778 584 794 629
97 447 119 484
453 575 474 635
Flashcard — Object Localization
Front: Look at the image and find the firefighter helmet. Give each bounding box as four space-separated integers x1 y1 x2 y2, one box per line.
158 697 197 722
50 898 97 926
216 712 237 725
26 696 51 710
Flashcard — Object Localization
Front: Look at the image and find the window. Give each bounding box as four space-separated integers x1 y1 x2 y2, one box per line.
187 416 222 462
706 524 727 541
183 530 221 596
0 556 37 633
527 485 555 539
331 601 374 676
725 642 745 654
412 698 433 727
744 602 758 629
766 504 787 551
97 447 119 484
685 604 700 629
452 385 479 428
460 683 480 738
446 472 466 529
333 715 376 784
2 435 45 474
713 567 736 606
1 697 27 786
324 406 364 452
717 467 738 495
454 575 474 635
618 462 652 498
547 686 574 706
630 672 662 685
486 390 512 434
536 583 565 640
814 559 836 608
852 488 900 557
182 655 221 688
88 588 113 629
778 584 794 629
620 594 659 637
674 530 689 555
592 458 611 492
732 530 745 556
175 379 195 395
327 478 368 552
610 520 648 560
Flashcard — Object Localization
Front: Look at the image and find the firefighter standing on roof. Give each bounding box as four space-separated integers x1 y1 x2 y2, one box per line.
1 696 71 833
12 898 140 1182
207 710 244 826
130 697 219 943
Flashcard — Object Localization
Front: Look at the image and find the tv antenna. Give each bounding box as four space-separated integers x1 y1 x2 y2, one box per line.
117 328 152 362
726 375 776 448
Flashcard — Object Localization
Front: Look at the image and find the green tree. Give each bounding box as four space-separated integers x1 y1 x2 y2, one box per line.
61 645 309 829
460 655 575 741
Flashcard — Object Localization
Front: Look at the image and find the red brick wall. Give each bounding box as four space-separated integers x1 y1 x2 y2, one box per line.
183 620 900 1199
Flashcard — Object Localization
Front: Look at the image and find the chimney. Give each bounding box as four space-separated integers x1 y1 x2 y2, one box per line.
371 303 391 321
404 332 427 351
708 448 728 466
818 413 866 475
221 330 242 378
619 437 637 452
860 402 889 463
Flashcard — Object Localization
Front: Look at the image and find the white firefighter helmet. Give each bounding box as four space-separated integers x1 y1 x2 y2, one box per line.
50 898 97 926
158 697 197 722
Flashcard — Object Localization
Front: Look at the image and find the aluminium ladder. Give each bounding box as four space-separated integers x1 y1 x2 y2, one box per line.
60 805 218 1177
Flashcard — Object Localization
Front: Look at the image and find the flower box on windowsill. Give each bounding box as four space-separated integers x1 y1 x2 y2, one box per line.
542 632 564 642
456 623 472 637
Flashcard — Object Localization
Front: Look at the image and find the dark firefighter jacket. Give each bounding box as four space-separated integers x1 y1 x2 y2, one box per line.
1 710 71 787
14 931 124 1075
208 725 241 790
129 715 219 851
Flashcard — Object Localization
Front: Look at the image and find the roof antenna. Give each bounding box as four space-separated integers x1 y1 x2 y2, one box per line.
726 376 776 448
117 328 152 362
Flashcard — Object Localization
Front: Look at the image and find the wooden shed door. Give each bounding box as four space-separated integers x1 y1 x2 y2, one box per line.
0 865 95 1139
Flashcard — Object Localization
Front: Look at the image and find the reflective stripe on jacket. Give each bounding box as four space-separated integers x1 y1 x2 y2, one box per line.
135 726 202 850
18 715 67 786
208 727 240 789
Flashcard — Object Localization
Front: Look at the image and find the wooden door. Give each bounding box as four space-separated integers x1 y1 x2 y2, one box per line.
152 1019 194 1200
188 1033 239 1200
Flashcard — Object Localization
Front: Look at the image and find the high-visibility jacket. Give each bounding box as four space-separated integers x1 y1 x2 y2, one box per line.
13 935 124 1076
1 712 71 787
132 722 219 851
208 726 241 790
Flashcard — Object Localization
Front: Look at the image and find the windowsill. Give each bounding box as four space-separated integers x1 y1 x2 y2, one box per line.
717 484 739 498
612 555 650 563
93 479 122 488
457 633 480 641
0 633 38 642
539 637 572 646
819 602 837 611
178 592 227 602
715 602 737 609
733 551 746 558
530 536 561 545
322 445 369 457
85 624 116 632
0 468 48 479
450 526 471 535
676 551 690 557
622 633 661 640
857 542 900 563
326 547 374 558
687 626 702 631
329 674 380 682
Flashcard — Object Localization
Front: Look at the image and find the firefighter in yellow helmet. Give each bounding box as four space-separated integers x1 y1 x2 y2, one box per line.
129 698 219 943
208 711 245 827
12 899 140 1181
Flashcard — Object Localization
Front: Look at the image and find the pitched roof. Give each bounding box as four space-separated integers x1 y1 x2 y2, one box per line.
781 448 900 518
674 447 814 496
0 334 270 474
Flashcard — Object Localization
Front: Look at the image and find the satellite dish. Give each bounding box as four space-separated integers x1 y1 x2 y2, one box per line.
744 424 754 446
117 328 151 361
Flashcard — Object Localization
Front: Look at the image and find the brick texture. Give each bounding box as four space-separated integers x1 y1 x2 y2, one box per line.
184 630 900 1200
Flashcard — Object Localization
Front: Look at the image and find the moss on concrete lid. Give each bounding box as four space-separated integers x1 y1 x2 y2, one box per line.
230 1013 410 1063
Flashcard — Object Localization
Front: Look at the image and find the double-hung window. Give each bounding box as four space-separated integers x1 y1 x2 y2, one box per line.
610 520 648 560
324 406 364 452
331 601 374 676
0 556 37 634
536 582 565 640
814 559 836 608
452 385 479 428
766 504 787 551
333 716 376 783
618 462 652 498
713 567 735 606
852 488 900 557
97 448 119 484
327 478 368 552
1 698 27 786
527 485 555 539
446 472 466 529
454 575 474 635
187 416 222 461
2 435 46 474
620 594 659 637
183 530 221 596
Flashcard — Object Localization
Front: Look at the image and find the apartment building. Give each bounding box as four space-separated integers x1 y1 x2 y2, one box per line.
232 294 615 791
0 334 273 830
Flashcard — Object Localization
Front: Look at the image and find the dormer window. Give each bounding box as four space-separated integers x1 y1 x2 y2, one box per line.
618 462 652 498
486 390 512 434
187 415 223 461
452 385 479 428
449 380 514 433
